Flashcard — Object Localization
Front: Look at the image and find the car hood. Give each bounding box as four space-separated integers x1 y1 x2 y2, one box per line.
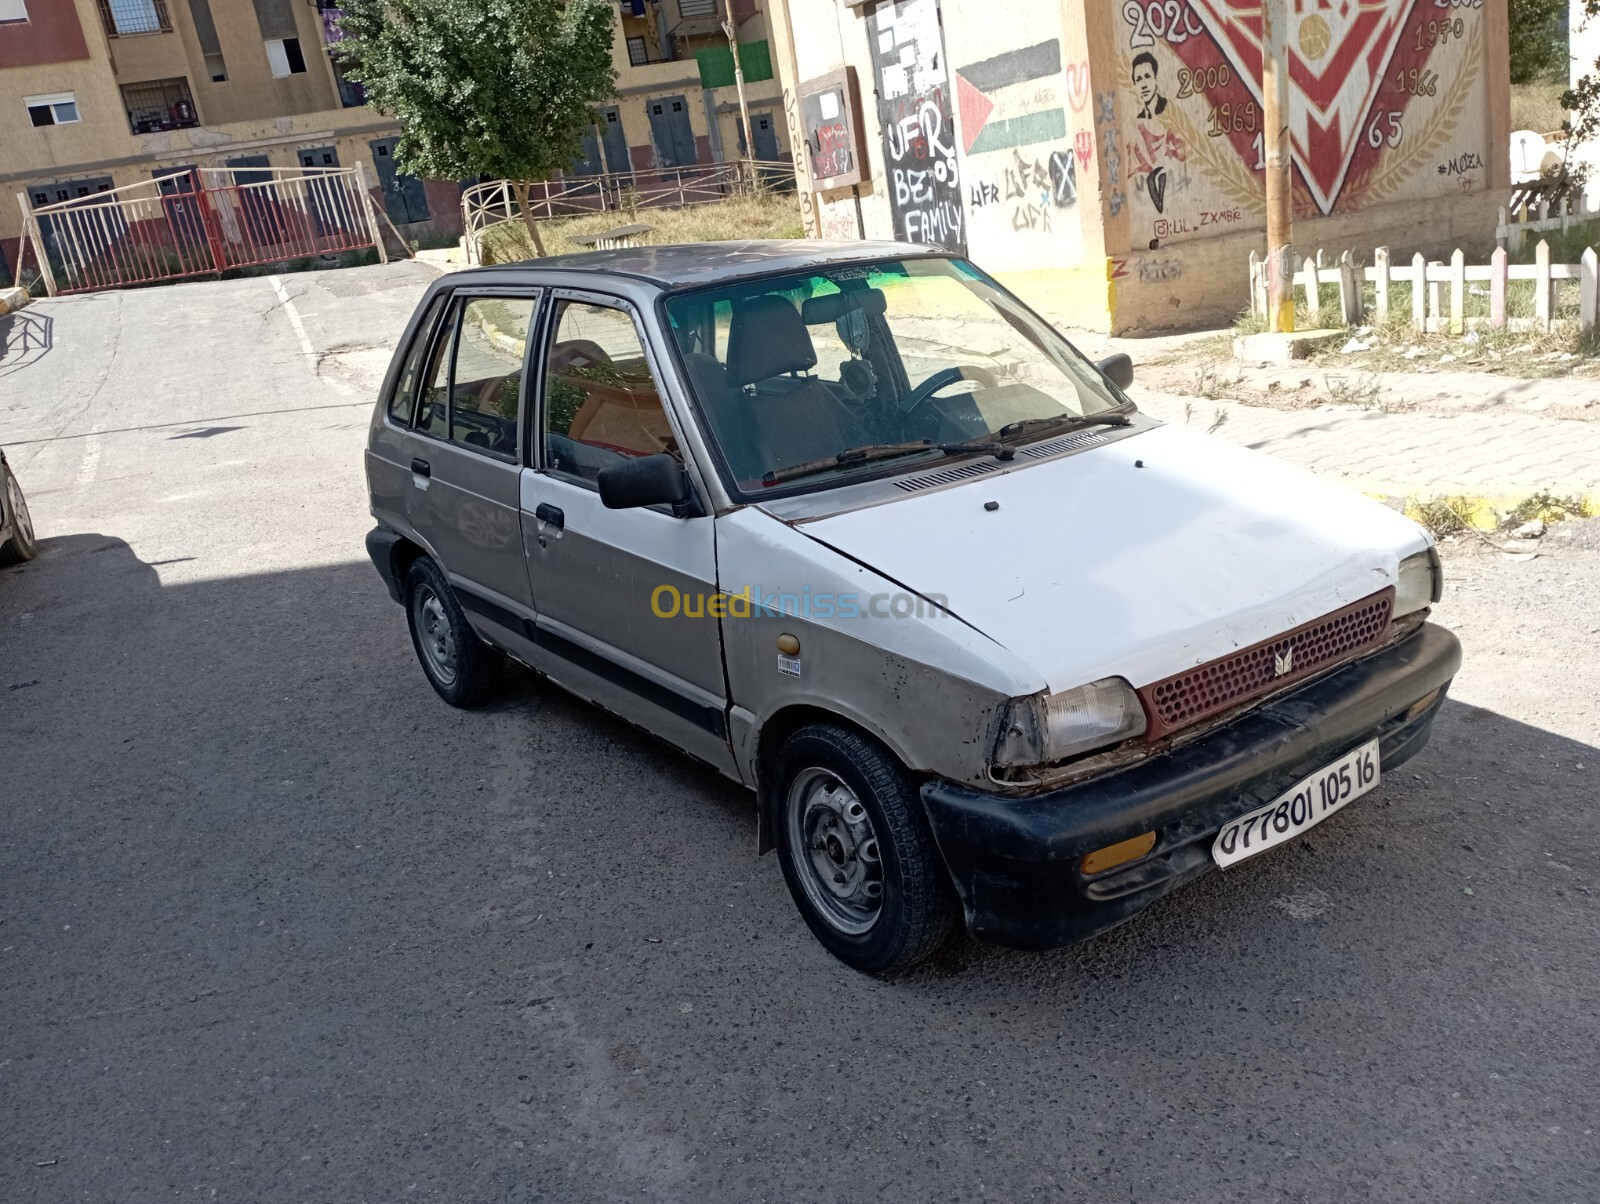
782 423 1429 693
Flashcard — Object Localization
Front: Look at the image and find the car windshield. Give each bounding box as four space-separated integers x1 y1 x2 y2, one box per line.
662 256 1129 496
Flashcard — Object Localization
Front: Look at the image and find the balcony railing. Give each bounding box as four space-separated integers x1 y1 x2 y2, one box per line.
97 0 172 37
122 78 199 135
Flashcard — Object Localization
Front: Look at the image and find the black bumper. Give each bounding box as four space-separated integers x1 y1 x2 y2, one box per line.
920 622 1462 952
365 526 406 604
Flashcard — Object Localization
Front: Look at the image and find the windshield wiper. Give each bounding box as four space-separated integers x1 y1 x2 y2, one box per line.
761 439 1016 487
996 410 1132 443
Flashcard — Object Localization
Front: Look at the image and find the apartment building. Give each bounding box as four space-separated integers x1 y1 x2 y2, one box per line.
2 0 788 282
0 0 456 278
591 0 786 177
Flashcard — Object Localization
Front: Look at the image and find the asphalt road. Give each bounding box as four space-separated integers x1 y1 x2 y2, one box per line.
2 265 1597 1203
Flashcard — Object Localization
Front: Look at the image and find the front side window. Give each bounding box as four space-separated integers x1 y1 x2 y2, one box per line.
663 256 1129 496
542 300 679 485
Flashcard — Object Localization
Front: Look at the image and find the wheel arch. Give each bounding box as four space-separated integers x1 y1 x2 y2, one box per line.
754 703 915 856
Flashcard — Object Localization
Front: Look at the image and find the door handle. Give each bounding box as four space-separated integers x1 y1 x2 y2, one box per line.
410 457 431 478
535 502 564 529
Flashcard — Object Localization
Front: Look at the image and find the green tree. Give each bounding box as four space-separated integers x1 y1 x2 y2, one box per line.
335 0 617 255
1511 0 1567 84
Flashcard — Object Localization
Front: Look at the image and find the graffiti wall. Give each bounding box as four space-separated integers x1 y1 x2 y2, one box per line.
947 22 1090 270
866 0 966 253
1113 0 1491 247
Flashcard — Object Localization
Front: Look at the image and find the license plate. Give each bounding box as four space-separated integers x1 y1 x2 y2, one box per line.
1212 739 1381 869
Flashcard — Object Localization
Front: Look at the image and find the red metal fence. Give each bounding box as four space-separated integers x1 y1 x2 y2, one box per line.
15 165 386 296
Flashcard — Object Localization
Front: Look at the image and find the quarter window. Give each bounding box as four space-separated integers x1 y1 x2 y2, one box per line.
387 294 447 426
542 300 679 485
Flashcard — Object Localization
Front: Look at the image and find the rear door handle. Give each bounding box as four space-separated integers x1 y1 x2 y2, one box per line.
535 502 564 529
410 457 431 478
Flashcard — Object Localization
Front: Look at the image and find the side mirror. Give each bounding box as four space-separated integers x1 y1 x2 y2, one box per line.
1096 352 1134 391
598 453 692 511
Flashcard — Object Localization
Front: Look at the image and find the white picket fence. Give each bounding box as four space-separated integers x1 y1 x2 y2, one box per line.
1248 243 1599 335
1496 193 1595 253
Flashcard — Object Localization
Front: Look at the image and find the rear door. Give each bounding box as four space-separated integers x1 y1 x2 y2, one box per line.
407 290 543 659
519 291 732 772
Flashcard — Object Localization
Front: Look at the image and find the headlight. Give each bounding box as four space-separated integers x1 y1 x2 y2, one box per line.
1395 546 1442 617
994 678 1148 768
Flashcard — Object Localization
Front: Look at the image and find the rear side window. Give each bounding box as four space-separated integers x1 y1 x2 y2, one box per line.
449 297 537 458
387 294 447 426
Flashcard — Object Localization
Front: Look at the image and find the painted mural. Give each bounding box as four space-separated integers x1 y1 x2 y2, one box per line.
948 36 1087 265
1115 0 1489 245
866 0 966 253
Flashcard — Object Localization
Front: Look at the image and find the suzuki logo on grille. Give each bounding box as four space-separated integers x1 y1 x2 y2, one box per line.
1273 646 1295 678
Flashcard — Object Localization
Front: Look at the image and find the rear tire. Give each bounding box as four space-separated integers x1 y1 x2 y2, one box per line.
773 723 959 974
403 557 502 708
0 464 37 567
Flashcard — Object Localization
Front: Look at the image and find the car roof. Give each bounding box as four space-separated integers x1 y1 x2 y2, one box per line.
459 239 948 290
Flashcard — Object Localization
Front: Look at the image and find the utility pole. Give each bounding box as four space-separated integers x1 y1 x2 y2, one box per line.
1262 0 1294 332
720 0 755 164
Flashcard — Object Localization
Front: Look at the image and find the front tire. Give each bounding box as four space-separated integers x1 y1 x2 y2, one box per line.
403 557 502 708
0 463 37 567
773 723 959 974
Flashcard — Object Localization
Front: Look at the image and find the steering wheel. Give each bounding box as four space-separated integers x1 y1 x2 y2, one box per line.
900 365 998 414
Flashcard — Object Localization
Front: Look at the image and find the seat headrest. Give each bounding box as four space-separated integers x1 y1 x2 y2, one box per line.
726 295 816 386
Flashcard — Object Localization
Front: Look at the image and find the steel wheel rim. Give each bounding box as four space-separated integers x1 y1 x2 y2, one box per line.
786 767 884 936
413 584 458 686
6 474 31 548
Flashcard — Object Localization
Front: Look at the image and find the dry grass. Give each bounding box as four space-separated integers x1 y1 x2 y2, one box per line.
1510 80 1570 135
479 193 806 264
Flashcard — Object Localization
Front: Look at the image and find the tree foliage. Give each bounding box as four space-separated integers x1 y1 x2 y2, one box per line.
334 0 617 184
1510 0 1567 85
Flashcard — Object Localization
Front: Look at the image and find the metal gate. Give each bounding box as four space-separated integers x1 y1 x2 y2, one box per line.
15 164 387 296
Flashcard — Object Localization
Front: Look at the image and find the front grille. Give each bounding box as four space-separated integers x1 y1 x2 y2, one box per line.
1139 589 1395 738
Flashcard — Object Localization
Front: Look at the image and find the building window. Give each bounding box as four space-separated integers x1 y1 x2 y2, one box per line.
626 35 652 66
26 93 81 127
265 37 308 77
204 52 227 82
97 0 171 37
121 78 199 134
677 0 715 15
0 0 29 25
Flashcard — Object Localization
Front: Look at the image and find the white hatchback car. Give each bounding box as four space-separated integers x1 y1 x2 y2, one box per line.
364 242 1460 973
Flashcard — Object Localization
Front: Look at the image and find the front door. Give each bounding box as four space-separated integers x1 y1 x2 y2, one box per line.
520 292 731 772
647 95 697 169
408 290 542 659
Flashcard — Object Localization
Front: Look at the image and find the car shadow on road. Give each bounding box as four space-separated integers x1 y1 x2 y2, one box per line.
3 531 1593 1007
0 308 53 378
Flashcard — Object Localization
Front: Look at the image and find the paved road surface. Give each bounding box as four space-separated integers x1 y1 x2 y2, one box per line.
2 266 1597 1203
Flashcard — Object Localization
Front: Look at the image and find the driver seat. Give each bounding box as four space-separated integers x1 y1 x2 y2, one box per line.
726 295 867 477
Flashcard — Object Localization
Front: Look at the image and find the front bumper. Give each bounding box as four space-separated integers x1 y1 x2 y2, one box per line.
920 622 1462 952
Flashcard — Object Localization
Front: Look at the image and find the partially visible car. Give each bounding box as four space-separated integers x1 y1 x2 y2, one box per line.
0 448 37 567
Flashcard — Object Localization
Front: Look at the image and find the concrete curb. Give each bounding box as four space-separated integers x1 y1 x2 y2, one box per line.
0 285 30 316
